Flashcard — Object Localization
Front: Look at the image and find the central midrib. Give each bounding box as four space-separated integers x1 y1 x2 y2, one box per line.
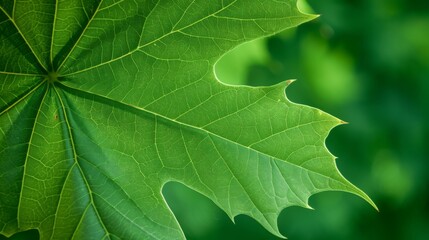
56 81 348 185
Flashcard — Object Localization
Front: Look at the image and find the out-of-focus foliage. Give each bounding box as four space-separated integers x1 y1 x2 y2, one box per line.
164 0 429 239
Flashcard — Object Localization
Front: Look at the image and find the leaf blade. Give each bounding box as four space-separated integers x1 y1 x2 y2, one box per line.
0 1 375 239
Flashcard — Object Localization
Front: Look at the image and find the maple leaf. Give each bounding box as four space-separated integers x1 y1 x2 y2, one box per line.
0 0 376 239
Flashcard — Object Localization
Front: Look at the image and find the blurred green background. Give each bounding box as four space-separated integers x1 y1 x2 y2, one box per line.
2 0 428 239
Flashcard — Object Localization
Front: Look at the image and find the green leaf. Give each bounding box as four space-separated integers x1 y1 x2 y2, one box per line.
0 0 376 239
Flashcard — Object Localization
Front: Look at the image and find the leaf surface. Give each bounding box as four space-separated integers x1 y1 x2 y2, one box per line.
0 0 375 239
